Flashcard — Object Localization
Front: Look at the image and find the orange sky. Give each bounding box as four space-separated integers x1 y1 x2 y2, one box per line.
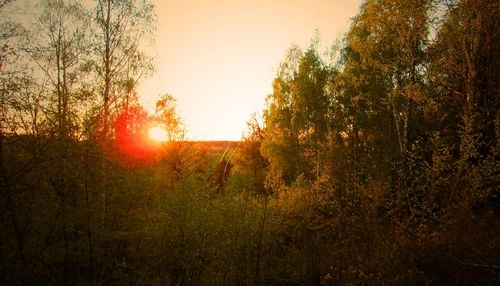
138 0 362 141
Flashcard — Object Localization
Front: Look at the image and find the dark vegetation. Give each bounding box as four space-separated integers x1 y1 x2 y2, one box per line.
1 0 499 285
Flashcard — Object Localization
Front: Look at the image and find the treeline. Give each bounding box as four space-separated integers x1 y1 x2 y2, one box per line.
244 0 499 284
0 0 498 285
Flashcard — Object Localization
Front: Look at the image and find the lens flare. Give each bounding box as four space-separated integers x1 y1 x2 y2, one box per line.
148 126 168 142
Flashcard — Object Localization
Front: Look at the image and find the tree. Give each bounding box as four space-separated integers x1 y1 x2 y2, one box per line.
92 1 155 282
23 0 91 139
93 0 155 141
232 113 267 195
428 0 499 208
335 0 434 216
261 44 331 186
7 2 96 283
154 93 182 142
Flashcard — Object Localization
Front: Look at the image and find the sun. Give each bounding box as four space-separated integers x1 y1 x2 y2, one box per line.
148 126 168 142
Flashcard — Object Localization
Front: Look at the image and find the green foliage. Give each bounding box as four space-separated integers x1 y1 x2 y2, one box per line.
262 45 332 185
1 0 499 285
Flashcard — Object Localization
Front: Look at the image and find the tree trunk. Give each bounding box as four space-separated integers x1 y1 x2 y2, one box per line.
255 197 268 286
305 227 320 286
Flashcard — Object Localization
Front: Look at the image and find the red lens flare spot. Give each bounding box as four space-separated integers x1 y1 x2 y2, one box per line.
99 106 164 168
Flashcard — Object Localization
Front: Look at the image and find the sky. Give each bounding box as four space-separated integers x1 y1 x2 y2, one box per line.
138 0 362 141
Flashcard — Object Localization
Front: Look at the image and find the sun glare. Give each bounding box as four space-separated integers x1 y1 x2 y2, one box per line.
148 126 168 142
